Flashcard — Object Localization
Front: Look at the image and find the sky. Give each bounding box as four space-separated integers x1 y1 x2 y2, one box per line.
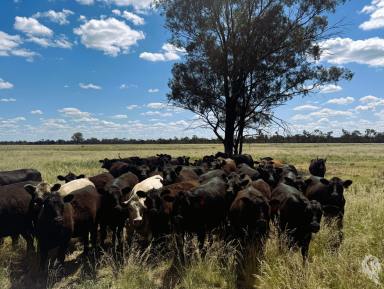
0 0 383 141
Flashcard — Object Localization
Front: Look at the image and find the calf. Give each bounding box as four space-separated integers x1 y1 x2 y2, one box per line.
100 172 139 249
34 184 100 269
229 186 270 249
0 169 42 186
123 175 164 243
0 181 41 252
309 158 327 177
271 183 323 260
305 176 352 249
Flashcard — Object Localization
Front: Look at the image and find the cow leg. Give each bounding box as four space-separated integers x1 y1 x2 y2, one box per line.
197 230 207 258
57 243 68 265
91 224 98 250
174 233 185 266
11 234 19 249
39 244 48 270
21 233 35 253
83 232 90 255
300 236 311 263
100 223 108 249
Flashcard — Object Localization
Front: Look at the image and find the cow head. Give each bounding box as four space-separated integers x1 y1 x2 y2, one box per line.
137 165 152 181
57 172 85 183
162 166 183 185
304 200 323 233
126 191 148 228
226 172 249 199
99 158 114 170
257 163 279 187
319 177 352 217
309 158 327 177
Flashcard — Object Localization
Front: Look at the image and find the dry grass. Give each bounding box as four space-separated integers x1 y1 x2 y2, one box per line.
0 143 383 289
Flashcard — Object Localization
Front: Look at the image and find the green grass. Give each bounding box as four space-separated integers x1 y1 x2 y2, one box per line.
0 143 383 289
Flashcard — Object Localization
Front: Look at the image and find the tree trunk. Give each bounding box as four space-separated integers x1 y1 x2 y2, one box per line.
224 98 236 156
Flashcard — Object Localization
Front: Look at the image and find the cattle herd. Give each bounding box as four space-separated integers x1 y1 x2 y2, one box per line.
0 153 353 271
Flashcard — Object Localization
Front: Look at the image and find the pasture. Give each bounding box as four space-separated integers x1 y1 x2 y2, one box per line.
0 143 383 289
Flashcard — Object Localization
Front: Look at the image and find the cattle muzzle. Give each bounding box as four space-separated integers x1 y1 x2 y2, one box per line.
54 216 64 224
132 217 143 227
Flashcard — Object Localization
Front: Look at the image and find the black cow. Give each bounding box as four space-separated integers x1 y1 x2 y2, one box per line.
34 184 101 269
309 158 327 177
57 172 85 183
100 172 139 249
232 154 255 168
0 181 40 252
271 183 323 260
305 176 352 249
0 169 42 186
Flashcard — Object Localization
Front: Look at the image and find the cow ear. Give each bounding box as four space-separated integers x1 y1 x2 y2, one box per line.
57 175 65 181
63 194 74 203
99 160 104 163
320 178 330 186
51 184 61 192
136 191 147 199
175 166 183 175
24 184 37 196
324 158 327 163
284 177 295 186
305 178 313 186
77 174 85 179
343 180 352 188
163 195 175 203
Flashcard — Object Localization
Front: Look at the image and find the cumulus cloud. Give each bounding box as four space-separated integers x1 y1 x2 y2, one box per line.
360 0 384 30
147 102 166 109
319 84 343 94
141 111 172 117
120 83 138 89
321 37 384 67
59 107 91 118
327 97 355 105
0 98 16 102
310 108 353 118
74 17 145 56
293 104 319 111
111 114 128 119
76 0 95 5
140 43 186 62
355 95 384 111
0 31 38 61
79 83 102 90
31 110 43 115
127 104 139 110
120 11 145 25
14 16 53 37
0 78 14 89
106 0 153 11
32 9 74 25
148 88 159 93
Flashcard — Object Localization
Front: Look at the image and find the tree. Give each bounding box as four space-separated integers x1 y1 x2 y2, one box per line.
158 0 353 155
71 132 84 144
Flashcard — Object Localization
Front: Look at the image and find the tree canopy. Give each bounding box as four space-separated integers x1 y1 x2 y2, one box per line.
158 0 353 155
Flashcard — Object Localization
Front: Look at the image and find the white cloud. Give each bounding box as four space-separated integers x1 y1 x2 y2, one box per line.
127 104 139 110
327 97 355 105
0 31 38 61
79 83 102 90
0 78 14 89
31 110 43 115
32 9 74 25
76 0 94 5
291 114 312 121
360 95 380 103
293 104 319 111
148 88 159 93
355 96 384 111
106 0 153 11
120 83 138 89
360 0 384 30
141 111 172 117
111 114 128 119
319 84 343 94
14 16 53 37
0 98 16 102
59 107 91 118
321 37 384 67
310 108 353 118
74 17 145 56
112 9 121 16
120 11 145 25
140 43 186 62
147 102 166 109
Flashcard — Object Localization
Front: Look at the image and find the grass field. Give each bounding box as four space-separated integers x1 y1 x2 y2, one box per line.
0 143 383 289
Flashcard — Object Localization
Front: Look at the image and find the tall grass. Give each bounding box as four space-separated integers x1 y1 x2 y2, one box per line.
0 143 383 288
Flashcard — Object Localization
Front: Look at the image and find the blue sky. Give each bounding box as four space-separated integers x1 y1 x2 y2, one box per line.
0 0 383 141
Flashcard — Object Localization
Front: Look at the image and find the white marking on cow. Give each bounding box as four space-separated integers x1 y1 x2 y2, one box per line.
58 178 95 197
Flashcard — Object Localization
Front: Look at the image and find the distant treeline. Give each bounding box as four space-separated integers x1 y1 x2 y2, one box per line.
1 129 384 145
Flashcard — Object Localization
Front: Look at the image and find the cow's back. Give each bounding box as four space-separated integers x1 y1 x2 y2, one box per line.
0 169 42 186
